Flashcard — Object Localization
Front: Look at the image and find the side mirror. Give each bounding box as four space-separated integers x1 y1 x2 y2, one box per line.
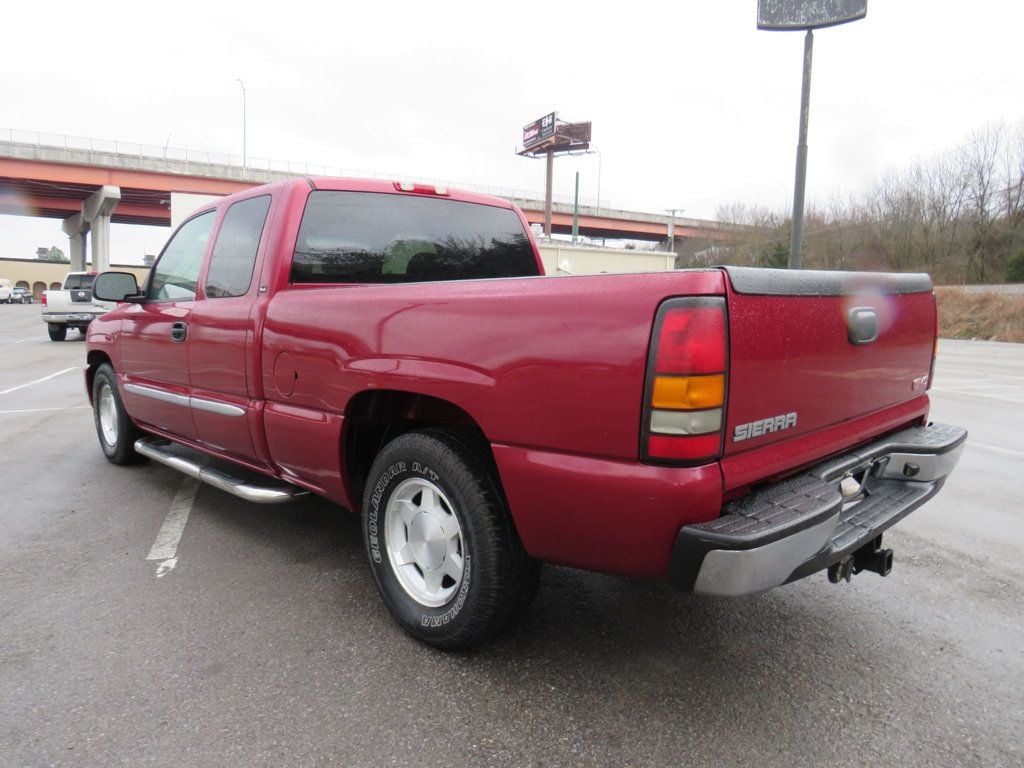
93 271 144 303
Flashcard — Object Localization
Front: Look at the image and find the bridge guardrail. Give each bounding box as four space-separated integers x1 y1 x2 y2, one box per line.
0 127 606 210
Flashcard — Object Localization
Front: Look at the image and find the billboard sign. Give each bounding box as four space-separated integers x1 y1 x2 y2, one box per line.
560 121 592 144
757 0 867 30
523 112 557 150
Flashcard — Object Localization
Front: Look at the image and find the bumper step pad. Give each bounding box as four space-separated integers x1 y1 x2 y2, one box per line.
670 423 967 595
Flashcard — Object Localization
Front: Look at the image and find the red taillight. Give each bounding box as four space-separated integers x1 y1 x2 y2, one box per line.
41 292 48 307
654 305 726 374
643 297 728 464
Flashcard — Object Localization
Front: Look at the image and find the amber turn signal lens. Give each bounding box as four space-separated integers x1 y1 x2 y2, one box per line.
651 374 725 410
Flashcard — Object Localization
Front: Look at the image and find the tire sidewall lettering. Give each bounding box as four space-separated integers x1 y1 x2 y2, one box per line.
421 554 471 627
367 461 406 565
367 457 472 628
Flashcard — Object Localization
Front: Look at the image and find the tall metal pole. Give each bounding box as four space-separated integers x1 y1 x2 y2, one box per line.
544 149 554 239
237 78 247 168
664 208 684 255
572 171 580 245
789 29 813 269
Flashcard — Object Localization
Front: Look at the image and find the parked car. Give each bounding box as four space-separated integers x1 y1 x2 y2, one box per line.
41 272 112 340
8 287 34 304
0 278 13 303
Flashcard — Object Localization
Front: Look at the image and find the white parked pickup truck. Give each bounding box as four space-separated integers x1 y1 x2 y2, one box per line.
41 272 113 341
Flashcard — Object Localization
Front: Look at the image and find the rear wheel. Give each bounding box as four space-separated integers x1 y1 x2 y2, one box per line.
92 364 143 464
362 429 539 650
47 323 67 341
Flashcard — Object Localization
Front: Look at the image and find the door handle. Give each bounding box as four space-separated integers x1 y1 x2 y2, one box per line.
171 321 188 342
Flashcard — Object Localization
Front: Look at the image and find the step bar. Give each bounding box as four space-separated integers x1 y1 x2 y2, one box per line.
134 437 309 505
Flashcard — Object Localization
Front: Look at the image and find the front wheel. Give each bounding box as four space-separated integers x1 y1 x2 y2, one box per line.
91 364 143 464
47 323 67 341
362 429 538 650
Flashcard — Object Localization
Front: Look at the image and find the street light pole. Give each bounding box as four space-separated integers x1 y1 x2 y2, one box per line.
236 78 247 168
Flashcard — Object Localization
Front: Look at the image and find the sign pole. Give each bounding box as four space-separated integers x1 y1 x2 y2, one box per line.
789 28 813 270
758 1 867 269
544 149 554 239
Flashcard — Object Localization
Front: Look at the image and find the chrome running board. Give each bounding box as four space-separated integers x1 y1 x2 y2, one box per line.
134 437 309 505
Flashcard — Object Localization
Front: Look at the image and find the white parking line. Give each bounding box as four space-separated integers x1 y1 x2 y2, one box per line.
0 367 78 396
971 442 1024 459
0 405 91 414
930 388 1024 406
12 337 40 344
147 477 200 577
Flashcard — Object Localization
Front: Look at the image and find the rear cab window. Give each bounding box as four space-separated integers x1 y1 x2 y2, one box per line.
64 274 96 290
290 191 539 284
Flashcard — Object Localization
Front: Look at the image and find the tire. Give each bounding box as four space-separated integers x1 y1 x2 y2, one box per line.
91 363 143 464
362 429 538 650
47 323 67 341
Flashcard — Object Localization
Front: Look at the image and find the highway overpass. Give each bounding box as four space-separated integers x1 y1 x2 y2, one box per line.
0 130 733 267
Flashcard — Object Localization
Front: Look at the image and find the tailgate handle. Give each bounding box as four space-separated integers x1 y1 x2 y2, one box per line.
847 307 879 345
171 321 188 342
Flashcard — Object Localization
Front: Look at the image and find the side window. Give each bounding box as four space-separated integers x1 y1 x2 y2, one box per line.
149 211 216 301
205 195 272 298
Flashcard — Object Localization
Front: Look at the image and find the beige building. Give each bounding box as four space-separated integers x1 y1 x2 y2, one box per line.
0 258 151 299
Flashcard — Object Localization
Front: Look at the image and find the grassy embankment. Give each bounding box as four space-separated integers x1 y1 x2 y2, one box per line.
935 287 1024 342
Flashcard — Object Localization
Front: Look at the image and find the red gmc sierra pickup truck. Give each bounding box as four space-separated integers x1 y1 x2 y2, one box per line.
86 177 966 649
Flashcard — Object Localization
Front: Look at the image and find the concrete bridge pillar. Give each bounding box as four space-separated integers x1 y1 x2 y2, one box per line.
60 186 120 272
61 212 89 272
89 214 112 272
83 186 120 273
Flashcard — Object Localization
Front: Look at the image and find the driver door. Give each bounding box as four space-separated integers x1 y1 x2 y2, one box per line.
119 210 216 442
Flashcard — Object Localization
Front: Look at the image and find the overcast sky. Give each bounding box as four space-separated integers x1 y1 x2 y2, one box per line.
3 0 1023 264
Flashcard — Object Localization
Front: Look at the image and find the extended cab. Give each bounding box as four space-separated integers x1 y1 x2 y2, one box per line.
85 178 966 649
42 271 112 340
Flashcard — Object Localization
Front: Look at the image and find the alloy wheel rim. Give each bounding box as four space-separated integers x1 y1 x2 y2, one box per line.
384 477 465 607
97 383 118 447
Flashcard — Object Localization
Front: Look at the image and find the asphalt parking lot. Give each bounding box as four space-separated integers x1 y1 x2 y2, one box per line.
1 303 1022 768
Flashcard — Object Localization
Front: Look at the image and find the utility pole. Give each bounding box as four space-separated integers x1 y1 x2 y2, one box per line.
664 208 684 255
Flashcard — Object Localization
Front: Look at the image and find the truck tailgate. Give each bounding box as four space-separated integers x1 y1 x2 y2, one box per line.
721 267 937 489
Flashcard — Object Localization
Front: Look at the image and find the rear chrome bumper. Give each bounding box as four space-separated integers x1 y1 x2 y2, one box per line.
669 422 967 596
42 312 101 324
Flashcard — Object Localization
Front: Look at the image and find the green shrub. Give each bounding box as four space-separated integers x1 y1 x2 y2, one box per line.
1007 250 1024 282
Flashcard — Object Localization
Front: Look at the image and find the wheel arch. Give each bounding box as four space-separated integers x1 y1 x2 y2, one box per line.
343 389 499 513
85 350 113 404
